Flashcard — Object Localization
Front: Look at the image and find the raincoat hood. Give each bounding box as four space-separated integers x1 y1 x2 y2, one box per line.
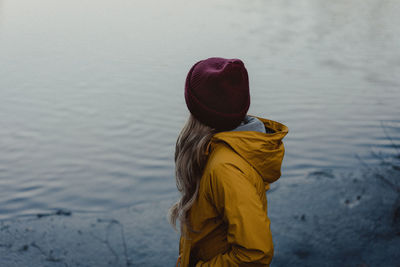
210 117 288 185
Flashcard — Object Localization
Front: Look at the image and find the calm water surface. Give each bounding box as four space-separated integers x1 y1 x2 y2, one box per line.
0 0 399 219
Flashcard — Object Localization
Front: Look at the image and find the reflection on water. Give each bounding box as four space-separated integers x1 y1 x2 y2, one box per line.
0 0 399 219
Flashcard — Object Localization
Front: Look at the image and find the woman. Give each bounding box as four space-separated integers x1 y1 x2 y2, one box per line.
169 57 288 266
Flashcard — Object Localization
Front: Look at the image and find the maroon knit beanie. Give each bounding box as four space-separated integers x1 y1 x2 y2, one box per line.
185 57 250 130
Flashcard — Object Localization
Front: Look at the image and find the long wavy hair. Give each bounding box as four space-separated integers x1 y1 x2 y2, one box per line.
168 115 216 231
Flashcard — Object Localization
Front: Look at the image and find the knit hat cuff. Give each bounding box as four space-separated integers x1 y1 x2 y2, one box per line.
185 87 250 130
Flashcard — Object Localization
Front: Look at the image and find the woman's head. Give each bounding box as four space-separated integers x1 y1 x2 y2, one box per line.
185 57 250 131
169 57 250 231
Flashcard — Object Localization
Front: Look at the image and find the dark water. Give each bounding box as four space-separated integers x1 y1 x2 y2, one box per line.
0 0 399 219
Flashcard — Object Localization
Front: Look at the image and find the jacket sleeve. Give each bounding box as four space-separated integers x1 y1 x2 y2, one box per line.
196 163 273 267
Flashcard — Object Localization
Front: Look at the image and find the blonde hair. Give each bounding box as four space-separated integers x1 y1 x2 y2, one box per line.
168 115 216 231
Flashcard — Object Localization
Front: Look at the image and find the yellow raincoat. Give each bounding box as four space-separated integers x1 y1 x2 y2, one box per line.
178 117 288 267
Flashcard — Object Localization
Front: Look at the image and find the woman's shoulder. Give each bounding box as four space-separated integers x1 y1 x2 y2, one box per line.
201 142 262 191
206 142 249 173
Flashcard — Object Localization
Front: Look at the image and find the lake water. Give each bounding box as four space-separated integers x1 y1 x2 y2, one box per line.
0 0 399 220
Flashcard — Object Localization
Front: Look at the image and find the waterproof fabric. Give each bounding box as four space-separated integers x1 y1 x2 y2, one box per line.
178 117 288 267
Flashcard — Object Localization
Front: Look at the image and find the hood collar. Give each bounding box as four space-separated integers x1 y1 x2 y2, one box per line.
210 116 288 184
231 115 266 133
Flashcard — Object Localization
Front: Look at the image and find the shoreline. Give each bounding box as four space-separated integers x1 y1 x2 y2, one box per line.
1 164 399 266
